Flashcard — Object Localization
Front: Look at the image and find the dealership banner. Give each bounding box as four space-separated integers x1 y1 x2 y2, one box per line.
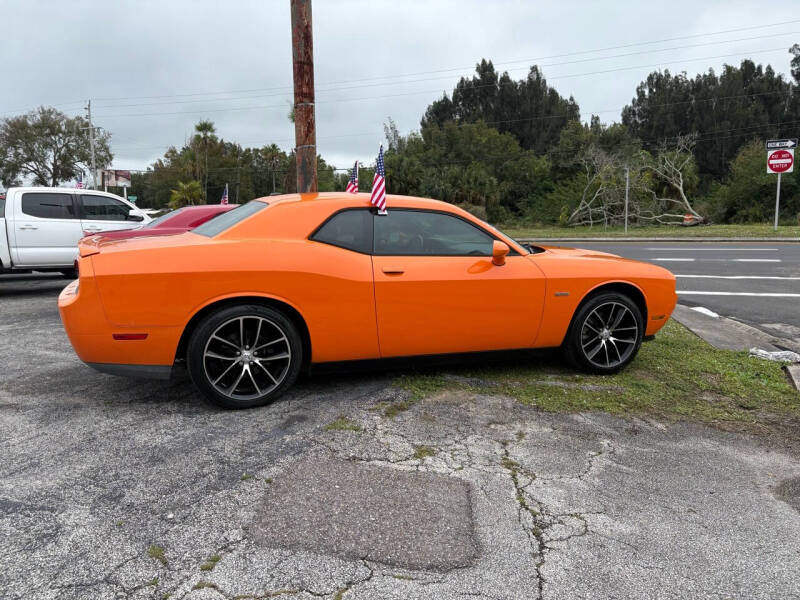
102 169 132 188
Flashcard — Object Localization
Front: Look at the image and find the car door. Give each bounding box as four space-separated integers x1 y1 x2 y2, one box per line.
13 191 84 266
79 193 142 235
307 207 381 361
371 209 546 358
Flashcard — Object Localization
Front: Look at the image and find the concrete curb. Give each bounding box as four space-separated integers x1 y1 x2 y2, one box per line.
671 304 800 393
515 237 799 243
786 365 800 392
671 305 783 352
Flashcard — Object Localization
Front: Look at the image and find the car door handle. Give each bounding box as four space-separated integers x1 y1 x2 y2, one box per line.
382 267 405 275
83 226 102 231
19 225 38 230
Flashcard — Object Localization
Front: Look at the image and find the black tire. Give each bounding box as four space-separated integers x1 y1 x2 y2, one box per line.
563 292 644 374
187 304 303 409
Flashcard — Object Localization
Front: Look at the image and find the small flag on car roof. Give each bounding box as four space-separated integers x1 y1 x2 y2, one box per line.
345 161 359 193
221 183 229 205
76 174 84 189
370 145 387 214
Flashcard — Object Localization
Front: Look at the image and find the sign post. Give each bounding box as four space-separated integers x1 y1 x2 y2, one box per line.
766 139 796 231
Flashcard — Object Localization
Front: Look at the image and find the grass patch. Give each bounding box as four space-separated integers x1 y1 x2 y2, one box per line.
200 553 222 571
147 576 159 586
240 473 254 481
192 581 220 591
147 545 167 566
504 223 800 240
333 587 350 600
395 321 798 429
324 416 363 432
378 375 451 418
413 445 437 460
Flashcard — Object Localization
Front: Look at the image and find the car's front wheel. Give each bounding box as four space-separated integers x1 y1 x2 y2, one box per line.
564 292 644 374
187 304 302 409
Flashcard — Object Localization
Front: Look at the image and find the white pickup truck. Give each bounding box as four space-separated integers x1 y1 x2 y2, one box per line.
0 187 150 276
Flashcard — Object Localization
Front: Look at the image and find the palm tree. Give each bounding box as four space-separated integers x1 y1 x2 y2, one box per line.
169 180 204 209
193 120 216 201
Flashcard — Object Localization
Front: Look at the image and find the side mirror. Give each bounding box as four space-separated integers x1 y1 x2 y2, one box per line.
492 240 509 266
128 210 144 222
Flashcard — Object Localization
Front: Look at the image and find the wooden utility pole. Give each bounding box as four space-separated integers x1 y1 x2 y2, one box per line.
290 0 317 193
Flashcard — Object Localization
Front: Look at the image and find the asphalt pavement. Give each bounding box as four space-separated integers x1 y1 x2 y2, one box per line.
552 241 800 343
2 273 800 599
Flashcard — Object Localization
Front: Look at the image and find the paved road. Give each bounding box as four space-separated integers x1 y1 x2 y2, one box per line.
2 273 800 599
553 241 800 343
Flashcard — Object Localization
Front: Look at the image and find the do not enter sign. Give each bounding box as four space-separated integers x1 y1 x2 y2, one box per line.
767 149 794 174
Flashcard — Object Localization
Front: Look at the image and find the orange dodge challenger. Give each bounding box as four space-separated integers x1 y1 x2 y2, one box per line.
59 193 677 409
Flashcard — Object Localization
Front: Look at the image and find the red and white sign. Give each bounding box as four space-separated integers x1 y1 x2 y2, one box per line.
766 149 794 174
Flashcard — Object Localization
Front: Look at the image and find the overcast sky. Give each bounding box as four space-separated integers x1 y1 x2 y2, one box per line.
1 0 798 174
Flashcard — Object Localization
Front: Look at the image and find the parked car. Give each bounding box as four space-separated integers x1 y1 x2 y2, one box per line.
90 204 238 241
0 187 149 276
59 193 677 409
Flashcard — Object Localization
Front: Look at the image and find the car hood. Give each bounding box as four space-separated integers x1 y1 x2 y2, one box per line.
530 244 675 281
536 245 622 259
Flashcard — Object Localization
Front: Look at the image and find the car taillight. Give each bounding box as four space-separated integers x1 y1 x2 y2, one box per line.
112 333 148 341
62 280 79 296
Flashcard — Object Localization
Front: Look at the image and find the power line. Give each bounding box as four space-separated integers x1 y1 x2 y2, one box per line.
87 46 793 121
3 18 799 116
86 18 800 104
84 30 800 111
110 88 796 154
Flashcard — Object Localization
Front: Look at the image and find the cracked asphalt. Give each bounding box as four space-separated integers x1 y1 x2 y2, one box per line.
2 273 800 600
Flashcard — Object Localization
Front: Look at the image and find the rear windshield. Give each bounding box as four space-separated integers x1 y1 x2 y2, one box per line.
192 201 267 237
144 208 183 228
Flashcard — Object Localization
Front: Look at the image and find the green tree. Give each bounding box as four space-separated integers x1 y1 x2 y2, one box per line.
421 60 580 154
708 139 798 223
169 180 204 209
621 59 798 180
193 120 216 201
790 44 800 84
0 106 112 187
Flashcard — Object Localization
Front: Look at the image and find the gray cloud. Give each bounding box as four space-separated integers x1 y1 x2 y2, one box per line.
1 0 796 173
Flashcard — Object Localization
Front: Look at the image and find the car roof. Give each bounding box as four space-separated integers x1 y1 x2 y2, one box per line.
252 192 458 212
240 192 526 253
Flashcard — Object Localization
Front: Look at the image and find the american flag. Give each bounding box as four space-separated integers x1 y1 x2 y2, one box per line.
345 161 359 193
370 146 387 213
76 174 84 189
221 183 229 205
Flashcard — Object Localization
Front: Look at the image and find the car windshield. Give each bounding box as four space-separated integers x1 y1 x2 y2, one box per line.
475 217 532 254
192 201 267 237
144 208 183 228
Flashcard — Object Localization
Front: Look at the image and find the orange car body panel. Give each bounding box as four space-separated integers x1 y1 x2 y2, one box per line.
58 193 676 372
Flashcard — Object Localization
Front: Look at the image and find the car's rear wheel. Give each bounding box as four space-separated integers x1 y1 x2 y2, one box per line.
187 304 302 409
564 292 643 374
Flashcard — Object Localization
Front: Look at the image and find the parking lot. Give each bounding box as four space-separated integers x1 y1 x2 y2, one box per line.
2 274 800 600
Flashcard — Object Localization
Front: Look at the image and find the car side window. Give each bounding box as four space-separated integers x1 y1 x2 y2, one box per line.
80 194 131 221
21 193 78 219
373 209 494 256
311 209 373 254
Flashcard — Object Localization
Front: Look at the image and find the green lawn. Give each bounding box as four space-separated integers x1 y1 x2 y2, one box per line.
503 223 800 239
394 321 799 429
